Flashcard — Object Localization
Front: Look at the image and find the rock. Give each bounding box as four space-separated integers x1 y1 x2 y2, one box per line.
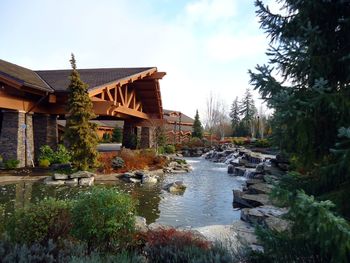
248 183 273 195
227 164 234 174
255 163 265 173
263 165 285 177
70 171 95 179
163 181 187 194
43 177 65 185
246 179 264 187
245 163 257 169
79 177 95 186
51 163 72 170
142 175 157 184
129 178 141 183
65 178 78 185
111 157 125 169
148 169 164 176
134 171 145 179
233 190 252 208
241 194 271 207
135 216 148 232
265 217 290 232
148 223 173 231
234 167 246 177
53 173 69 180
231 221 262 250
277 162 289 171
241 208 265 225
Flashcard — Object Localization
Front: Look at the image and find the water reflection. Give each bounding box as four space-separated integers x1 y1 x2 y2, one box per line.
0 157 246 227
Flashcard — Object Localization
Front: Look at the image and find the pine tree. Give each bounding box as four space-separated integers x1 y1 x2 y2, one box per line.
229 96 240 135
192 110 203 139
239 88 256 122
65 54 99 170
249 0 350 169
111 126 122 143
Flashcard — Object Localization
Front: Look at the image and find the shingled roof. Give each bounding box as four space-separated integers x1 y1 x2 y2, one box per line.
0 59 52 92
36 67 155 91
163 109 194 124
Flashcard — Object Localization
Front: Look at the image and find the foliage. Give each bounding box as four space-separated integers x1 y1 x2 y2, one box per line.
123 133 138 150
0 237 145 263
0 205 4 235
102 132 111 142
157 146 165 154
253 138 271 148
65 54 99 170
6 198 72 244
38 144 71 164
39 158 50 168
111 126 123 143
0 154 3 162
229 96 240 132
164 144 176 154
111 156 125 169
192 109 203 139
3 159 19 169
254 188 350 263
249 0 350 169
70 187 136 252
155 126 167 148
144 228 234 263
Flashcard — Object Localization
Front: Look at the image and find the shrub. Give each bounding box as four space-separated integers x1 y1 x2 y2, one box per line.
144 228 234 263
253 139 271 148
112 157 125 169
4 159 20 169
0 205 5 235
164 144 176 154
0 155 3 163
157 146 165 154
6 198 72 244
187 137 204 148
111 126 123 143
70 187 136 252
39 159 51 168
38 144 71 164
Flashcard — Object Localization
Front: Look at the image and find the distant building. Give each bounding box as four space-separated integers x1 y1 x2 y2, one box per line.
163 110 194 144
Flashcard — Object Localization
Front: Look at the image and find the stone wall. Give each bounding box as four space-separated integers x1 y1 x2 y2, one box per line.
0 111 34 167
33 114 58 160
141 127 155 148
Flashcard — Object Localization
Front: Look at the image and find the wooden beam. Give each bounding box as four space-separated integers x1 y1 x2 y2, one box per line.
48 94 56 103
93 101 149 119
144 72 166 80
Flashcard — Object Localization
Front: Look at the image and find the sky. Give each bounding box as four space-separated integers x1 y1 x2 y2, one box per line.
0 0 278 119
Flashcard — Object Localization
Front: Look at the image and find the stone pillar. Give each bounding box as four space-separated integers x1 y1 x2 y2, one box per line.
140 127 155 149
0 110 34 167
33 114 58 160
122 122 137 149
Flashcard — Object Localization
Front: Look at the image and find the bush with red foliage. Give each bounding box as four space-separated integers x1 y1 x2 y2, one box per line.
145 228 210 250
98 149 167 174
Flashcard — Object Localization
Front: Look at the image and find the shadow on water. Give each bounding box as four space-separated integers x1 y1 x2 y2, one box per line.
0 157 246 227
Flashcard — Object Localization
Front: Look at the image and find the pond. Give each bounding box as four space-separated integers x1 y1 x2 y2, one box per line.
0 157 246 228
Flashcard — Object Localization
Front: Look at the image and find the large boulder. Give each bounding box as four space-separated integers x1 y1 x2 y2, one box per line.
163 181 187 194
135 216 148 232
248 183 273 195
53 173 69 180
70 171 95 179
79 177 95 186
142 174 158 184
43 177 65 185
65 178 79 186
227 164 234 174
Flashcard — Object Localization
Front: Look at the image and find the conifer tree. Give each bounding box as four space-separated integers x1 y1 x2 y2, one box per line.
229 96 240 135
192 110 203 139
65 54 99 170
111 126 122 143
249 0 350 169
239 88 256 122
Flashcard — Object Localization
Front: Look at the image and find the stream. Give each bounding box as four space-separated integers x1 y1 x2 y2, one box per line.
0 157 247 228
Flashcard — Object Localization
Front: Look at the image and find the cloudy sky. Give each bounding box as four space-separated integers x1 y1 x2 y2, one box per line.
0 0 277 118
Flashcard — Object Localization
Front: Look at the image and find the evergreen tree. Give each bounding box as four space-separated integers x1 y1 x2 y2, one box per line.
192 110 203 139
249 0 350 169
239 88 256 122
229 96 240 135
65 54 99 170
111 126 122 143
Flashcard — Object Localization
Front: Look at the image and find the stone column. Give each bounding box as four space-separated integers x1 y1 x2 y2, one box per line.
33 114 58 160
140 127 155 149
0 110 34 167
122 122 137 149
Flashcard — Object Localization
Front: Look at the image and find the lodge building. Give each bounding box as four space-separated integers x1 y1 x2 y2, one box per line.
0 59 166 167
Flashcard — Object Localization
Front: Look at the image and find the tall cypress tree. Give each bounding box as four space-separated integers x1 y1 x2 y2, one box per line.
192 110 203 139
65 54 99 170
229 96 240 135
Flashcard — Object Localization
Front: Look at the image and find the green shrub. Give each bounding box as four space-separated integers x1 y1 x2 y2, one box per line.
71 187 136 252
38 144 71 164
6 198 72 244
0 205 5 235
253 139 271 148
164 144 176 154
111 157 125 169
111 127 123 143
3 159 20 169
39 159 51 168
254 188 350 263
157 146 165 154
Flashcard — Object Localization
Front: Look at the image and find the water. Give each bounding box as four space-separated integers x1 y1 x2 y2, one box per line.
0 157 246 227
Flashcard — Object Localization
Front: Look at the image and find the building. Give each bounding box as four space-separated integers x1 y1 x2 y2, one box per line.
163 110 194 144
0 59 165 167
